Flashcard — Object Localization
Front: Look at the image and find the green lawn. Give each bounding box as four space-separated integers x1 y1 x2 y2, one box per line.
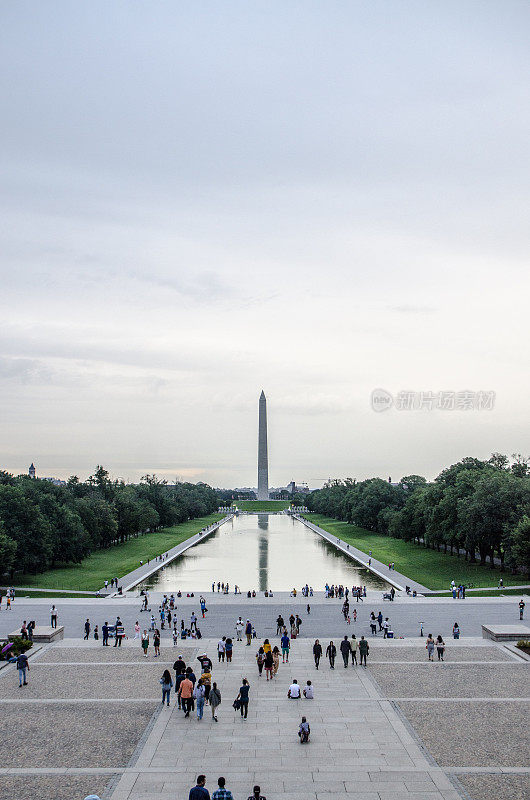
12 591 105 598
11 513 223 591
235 500 291 511
309 514 526 590
431 588 530 597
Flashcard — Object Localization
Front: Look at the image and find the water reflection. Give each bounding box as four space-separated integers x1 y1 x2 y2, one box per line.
138 514 388 592
258 514 269 591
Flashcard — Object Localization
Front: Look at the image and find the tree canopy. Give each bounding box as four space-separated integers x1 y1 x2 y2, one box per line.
306 454 530 574
0 470 218 576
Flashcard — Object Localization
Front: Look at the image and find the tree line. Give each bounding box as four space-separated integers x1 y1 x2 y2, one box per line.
306 454 530 575
0 466 219 576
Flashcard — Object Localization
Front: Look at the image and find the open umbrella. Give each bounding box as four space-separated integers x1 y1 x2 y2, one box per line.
1 643 13 654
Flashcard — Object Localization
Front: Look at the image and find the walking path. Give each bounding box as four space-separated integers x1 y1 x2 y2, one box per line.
106 639 463 800
0 601 528 800
105 515 234 594
294 516 429 594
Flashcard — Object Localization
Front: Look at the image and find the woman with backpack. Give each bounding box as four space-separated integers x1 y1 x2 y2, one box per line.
160 669 173 706
256 646 265 677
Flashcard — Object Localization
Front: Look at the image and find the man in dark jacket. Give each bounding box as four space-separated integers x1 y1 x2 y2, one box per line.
189 775 210 800
102 622 109 646
326 641 336 669
313 639 322 669
173 655 186 677
359 636 369 666
340 635 351 667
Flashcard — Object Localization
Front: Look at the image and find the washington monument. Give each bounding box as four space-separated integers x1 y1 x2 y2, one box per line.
257 390 269 500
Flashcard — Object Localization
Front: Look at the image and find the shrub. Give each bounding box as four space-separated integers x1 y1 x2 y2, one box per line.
0 636 33 660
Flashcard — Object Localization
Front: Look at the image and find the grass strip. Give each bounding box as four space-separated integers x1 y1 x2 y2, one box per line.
309 514 525 590
10 514 223 591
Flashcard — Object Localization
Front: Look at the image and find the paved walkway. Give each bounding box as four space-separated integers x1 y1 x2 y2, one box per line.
0 607 528 800
107 639 462 800
105 515 234 594
294 516 430 593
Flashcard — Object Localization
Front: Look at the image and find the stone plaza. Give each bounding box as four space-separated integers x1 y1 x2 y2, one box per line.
0 590 528 800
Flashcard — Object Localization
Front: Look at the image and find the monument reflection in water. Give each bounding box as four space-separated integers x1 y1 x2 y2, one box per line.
138 514 388 593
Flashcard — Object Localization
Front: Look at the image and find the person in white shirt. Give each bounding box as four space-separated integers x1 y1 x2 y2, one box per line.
217 637 226 662
303 680 314 699
288 680 301 699
235 618 243 641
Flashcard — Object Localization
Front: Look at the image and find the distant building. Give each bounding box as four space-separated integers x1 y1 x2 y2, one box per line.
43 477 67 487
28 463 36 479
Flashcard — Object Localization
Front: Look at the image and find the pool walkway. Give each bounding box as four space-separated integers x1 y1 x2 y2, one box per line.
294 515 430 594
105 515 234 595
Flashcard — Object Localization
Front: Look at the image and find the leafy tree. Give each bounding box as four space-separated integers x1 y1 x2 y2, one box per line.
0 485 53 573
509 516 530 575
0 521 17 574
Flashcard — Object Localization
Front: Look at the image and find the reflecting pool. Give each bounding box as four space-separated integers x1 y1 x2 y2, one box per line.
138 514 388 592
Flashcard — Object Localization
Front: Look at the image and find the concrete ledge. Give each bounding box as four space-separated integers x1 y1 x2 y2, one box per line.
9 626 64 643
481 623 530 642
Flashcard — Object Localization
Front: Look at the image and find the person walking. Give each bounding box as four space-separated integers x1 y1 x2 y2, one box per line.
436 635 445 661
350 635 358 665
83 619 91 640
281 632 290 663
194 678 206 721
326 641 336 669
212 777 233 800
16 651 29 687
134 621 140 639
236 617 243 641
141 630 149 657
153 629 161 657
358 636 369 666
201 666 212 705
209 681 221 721
272 646 280 675
312 639 322 670
236 678 250 719
160 669 173 706
225 637 233 663
217 637 226 663
50 605 58 629
264 648 274 681
102 622 109 646
426 634 435 661
256 646 265 677
519 599 525 620
114 618 124 647
245 620 252 646
189 775 210 800
340 635 351 668
276 615 284 634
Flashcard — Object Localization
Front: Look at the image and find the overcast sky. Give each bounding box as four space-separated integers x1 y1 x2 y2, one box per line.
1 1 528 488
